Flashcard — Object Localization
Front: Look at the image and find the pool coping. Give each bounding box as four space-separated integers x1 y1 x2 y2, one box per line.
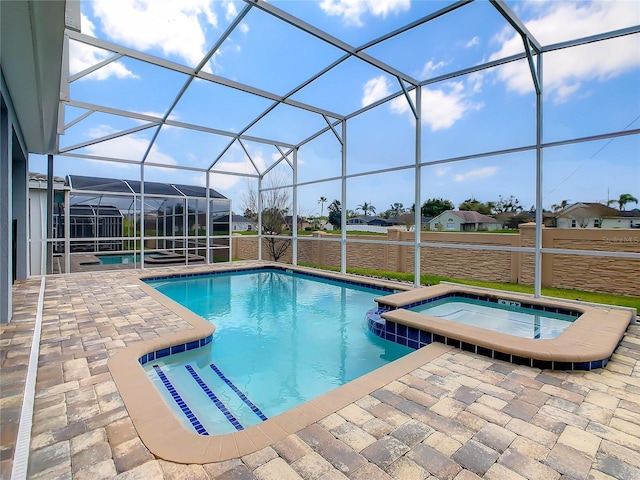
377 283 634 365
108 263 449 464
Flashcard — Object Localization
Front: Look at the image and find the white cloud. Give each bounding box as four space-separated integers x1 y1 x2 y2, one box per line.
453 166 498 182
69 14 137 80
91 0 218 68
435 166 451 176
420 60 447 80
490 1 640 103
465 36 480 48
209 143 268 190
223 0 238 22
239 23 250 34
82 125 176 165
362 76 392 107
319 0 410 27
390 82 484 131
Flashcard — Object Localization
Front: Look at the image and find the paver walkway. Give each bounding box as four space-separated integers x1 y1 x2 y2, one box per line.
1 263 639 479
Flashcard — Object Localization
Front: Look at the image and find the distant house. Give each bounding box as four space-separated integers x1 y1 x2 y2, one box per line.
283 216 312 231
346 215 394 226
611 209 640 229
215 214 257 232
554 203 640 228
428 210 502 231
493 211 554 229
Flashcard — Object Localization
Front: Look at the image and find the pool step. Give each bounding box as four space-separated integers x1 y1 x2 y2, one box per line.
209 363 268 421
185 365 244 431
152 365 209 435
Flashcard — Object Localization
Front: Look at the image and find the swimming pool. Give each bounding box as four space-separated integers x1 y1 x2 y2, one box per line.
375 283 633 370
97 253 143 265
143 268 412 435
410 297 575 339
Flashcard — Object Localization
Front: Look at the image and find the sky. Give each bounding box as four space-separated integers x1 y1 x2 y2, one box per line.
31 0 640 217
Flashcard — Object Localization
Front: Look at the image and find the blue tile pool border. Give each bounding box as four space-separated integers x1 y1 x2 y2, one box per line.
138 334 213 366
377 292 582 318
365 310 613 371
142 265 397 293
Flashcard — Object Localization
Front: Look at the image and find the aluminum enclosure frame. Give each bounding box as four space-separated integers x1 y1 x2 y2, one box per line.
50 0 640 296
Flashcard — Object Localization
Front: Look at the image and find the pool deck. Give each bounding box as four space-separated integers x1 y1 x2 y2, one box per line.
2 261 640 479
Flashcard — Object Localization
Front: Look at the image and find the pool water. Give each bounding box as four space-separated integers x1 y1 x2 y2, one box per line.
144 269 412 434
97 254 142 265
410 297 576 339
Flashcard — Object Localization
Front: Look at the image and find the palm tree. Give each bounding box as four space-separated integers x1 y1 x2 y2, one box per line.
357 201 376 217
389 203 404 217
617 193 638 211
551 199 571 212
318 196 327 217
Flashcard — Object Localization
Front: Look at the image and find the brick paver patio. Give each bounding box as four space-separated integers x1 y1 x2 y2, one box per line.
1 263 639 479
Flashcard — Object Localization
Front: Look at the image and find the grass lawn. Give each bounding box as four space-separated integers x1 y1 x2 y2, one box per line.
234 230 387 236
298 262 640 311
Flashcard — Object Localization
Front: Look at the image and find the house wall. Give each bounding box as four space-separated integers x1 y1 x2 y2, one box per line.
428 214 463 231
233 226 640 297
556 217 602 229
484 222 502 231
601 217 639 229
231 221 255 232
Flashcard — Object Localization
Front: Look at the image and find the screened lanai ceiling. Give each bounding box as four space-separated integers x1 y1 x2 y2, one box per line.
57 0 639 178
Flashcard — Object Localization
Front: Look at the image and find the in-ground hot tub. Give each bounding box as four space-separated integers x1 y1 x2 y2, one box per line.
368 283 635 370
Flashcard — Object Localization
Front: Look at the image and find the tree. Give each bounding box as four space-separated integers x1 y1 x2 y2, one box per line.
357 201 376 216
617 193 638 211
494 195 523 214
240 179 259 219
318 196 327 217
421 198 454 217
242 175 291 262
243 208 257 220
382 202 405 218
550 199 571 212
458 198 493 215
328 199 342 229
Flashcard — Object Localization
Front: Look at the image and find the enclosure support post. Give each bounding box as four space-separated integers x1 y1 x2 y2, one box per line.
257 176 263 261
413 87 422 289
228 194 232 263
205 172 211 265
534 54 543 298
340 120 347 275
64 189 70 274
140 164 145 269
292 148 298 266
46 154 54 274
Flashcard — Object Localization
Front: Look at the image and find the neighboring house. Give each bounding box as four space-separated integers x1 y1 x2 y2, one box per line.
346 215 431 228
601 209 640 229
393 213 432 231
283 216 312 231
554 203 640 228
493 211 554 229
428 210 502 231
346 215 379 225
216 214 257 232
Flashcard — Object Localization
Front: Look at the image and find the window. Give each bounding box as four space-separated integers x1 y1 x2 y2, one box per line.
571 219 576 228
593 219 600 228
446 218 455 230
